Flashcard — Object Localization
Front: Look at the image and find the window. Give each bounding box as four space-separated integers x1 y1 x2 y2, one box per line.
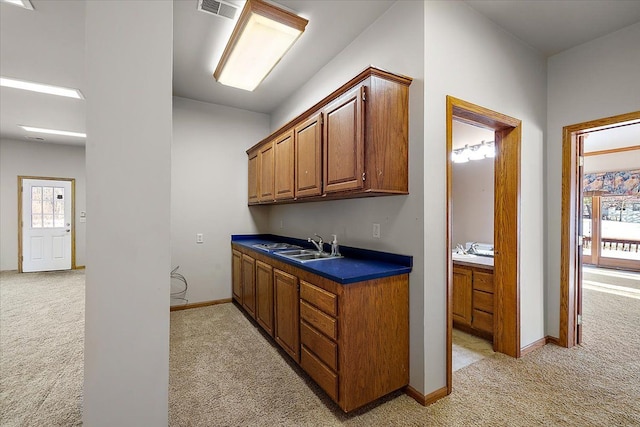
31 186 65 228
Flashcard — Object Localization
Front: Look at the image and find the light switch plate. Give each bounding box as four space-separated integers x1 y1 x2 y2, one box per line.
196 233 204 243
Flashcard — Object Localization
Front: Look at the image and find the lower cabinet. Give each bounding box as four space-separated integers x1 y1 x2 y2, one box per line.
453 263 494 340
452 267 472 326
241 254 256 319
232 249 242 303
231 244 409 412
274 269 300 362
255 260 274 336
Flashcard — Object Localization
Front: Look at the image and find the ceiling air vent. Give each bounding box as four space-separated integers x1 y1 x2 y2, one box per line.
197 0 238 20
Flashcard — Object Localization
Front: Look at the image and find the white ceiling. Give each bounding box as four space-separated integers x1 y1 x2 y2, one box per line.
1 0 639 146
172 0 395 113
584 123 640 153
465 0 640 56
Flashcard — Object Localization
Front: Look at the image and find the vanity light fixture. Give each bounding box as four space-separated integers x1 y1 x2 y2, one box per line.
1 77 84 99
19 125 86 138
213 0 308 91
1 0 33 10
452 141 495 163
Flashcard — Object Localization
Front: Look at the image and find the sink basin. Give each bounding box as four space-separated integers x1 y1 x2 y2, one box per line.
275 249 342 263
252 243 302 252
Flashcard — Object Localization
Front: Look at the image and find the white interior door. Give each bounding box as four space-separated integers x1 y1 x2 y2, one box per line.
21 178 72 272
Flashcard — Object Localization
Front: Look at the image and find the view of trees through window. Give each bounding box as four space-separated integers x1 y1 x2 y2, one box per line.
582 195 640 264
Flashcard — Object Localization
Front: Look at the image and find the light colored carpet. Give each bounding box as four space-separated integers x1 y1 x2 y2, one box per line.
1 269 639 426
0 270 84 427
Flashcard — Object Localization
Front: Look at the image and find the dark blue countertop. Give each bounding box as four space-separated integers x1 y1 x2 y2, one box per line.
231 234 412 285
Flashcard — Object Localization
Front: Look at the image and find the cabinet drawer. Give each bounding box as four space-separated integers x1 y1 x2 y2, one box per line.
300 301 337 340
473 270 494 293
473 290 493 314
301 347 338 401
473 309 493 334
301 321 338 371
300 281 337 317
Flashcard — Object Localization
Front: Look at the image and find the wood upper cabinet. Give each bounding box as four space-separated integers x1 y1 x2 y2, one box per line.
255 260 274 336
241 254 256 319
453 266 473 326
258 141 275 202
294 113 323 198
247 149 258 204
322 84 365 194
274 130 295 200
246 66 412 205
232 249 242 303
274 269 300 362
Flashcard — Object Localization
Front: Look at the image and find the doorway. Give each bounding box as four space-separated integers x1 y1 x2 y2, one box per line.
560 111 640 347
18 176 76 272
446 96 522 394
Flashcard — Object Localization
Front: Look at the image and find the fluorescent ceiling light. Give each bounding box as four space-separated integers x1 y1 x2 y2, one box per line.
214 0 308 91
1 77 84 99
1 0 33 10
19 125 86 138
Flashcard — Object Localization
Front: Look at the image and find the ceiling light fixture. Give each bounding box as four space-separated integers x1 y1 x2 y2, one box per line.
19 125 86 138
213 0 308 91
1 0 33 10
1 77 84 99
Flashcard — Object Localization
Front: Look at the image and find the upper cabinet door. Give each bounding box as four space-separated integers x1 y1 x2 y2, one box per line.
274 130 295 200
248 149 259 204
322 84 365 194
258 141 275 202
294 113 323 198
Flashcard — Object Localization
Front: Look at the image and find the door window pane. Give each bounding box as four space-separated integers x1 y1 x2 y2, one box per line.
31 185 65 228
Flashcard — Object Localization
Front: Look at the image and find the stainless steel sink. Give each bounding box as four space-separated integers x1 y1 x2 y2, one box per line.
275 249 342 263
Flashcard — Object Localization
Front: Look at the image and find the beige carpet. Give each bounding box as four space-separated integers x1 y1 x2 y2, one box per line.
1 269 639 426
0 270 84 427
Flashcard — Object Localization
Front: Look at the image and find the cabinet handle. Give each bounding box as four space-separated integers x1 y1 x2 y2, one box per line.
362 172 366 181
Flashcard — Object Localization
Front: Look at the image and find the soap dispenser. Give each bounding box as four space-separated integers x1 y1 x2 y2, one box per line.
330 234 341 257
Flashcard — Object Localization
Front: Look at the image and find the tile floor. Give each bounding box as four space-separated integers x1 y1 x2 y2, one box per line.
452 328 494 371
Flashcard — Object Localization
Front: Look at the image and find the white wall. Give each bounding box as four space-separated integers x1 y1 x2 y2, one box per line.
546 22 640 338
269 1 427 392
0 139 86 271
84 1 172 425
424 0 547 384
584 151 640 174
171 96 270 305
452 158 494 246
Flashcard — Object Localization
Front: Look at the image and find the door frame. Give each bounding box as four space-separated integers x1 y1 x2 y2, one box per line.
559 110 640 347
446 96 522 394
17 176 76 273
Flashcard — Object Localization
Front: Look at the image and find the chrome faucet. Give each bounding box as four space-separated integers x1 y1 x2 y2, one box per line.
468 242 479 254
308 234 325 253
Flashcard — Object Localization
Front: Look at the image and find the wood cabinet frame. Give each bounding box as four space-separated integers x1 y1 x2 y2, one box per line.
246 66 412 205
231 242 409 412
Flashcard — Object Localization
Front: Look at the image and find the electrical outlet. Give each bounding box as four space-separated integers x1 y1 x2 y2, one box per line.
196 233 204 244
373 223 381 238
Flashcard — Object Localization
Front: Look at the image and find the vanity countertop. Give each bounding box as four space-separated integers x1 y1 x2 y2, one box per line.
452 253 494 270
